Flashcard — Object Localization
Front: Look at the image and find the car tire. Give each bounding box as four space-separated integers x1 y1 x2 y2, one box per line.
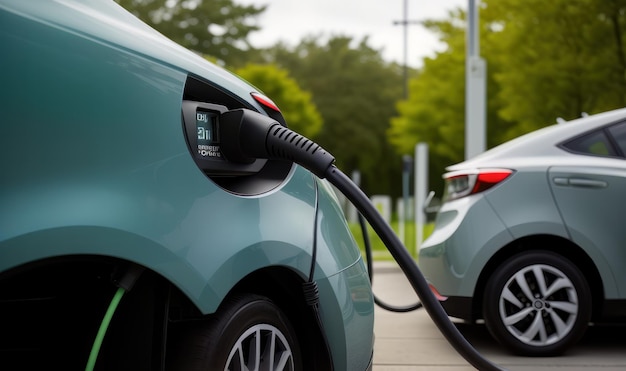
483 250 591 356
166 293 302 370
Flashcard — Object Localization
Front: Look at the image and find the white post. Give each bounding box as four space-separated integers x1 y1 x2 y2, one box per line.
398 200 405 244
414 143 428 255
400 155 412 246
465 0 486 160
347 170 361 223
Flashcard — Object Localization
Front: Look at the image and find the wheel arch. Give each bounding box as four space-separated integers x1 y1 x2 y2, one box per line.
0 256 333 370
1 228 334 369
0 254 175 369
225 266 334 371
473 234 604 322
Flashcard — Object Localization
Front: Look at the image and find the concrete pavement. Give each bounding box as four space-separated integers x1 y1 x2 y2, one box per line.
371 261 626 370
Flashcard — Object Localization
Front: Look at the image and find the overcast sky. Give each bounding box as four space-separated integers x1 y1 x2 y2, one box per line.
237 0 467 68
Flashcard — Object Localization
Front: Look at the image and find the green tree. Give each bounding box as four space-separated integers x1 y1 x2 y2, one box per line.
388 13 466 182
388 8 513 192
116 0 265 66
260 36 405 196
485 0 626 134
233 64 323 139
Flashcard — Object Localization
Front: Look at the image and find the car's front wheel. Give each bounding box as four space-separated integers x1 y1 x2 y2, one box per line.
166 293 302 370
483 251 591 356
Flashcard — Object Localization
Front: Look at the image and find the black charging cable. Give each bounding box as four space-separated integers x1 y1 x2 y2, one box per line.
303 179 335 370
359 212 423 312
219 108 506 371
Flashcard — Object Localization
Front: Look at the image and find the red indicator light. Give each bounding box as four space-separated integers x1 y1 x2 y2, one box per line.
251 92 280 112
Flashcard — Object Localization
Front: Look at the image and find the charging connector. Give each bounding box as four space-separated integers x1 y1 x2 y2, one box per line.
219 108 506 371
220 109 335 178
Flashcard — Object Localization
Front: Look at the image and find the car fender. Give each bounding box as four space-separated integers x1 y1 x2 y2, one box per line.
485 170 569 239
0 165 366 314
420 195 514 296
550 224 620 299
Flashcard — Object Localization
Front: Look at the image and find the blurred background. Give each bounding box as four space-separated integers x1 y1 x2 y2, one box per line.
116 0 626 253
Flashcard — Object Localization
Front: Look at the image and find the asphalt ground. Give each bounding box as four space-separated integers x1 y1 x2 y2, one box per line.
371 261 626 371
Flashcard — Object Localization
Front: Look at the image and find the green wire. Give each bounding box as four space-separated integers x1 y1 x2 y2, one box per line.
85 287 126 371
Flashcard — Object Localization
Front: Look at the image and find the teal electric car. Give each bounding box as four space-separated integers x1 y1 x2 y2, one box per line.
0 0 374 369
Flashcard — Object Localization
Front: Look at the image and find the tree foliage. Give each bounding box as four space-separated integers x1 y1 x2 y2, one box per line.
260 36 406 196
388 11 466 182
388 9 513 191
389 0 626 193
233 64 323 139
116 0 265 66
485 0 626 134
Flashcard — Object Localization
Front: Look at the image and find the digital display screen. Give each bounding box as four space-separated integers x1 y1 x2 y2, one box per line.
195 110 221 158
196 111 213 144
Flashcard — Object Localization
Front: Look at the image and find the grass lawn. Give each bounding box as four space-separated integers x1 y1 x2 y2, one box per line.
349 220 434 261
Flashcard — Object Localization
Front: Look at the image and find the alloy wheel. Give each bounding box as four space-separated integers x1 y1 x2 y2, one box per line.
226 323 295 371
498 264 578 347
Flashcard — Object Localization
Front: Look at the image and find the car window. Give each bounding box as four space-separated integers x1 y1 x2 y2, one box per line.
608 122 626 155
562 130 617 157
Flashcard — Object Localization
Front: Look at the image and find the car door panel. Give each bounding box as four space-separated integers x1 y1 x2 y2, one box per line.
548 165 626 298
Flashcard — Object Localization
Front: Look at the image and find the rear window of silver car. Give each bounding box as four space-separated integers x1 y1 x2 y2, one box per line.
561 122 626 158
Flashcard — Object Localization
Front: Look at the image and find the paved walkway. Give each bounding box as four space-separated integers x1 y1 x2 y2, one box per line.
371 261 626 370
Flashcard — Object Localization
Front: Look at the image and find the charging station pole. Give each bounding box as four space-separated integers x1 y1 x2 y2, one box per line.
347 170 361 223
465 0 486 159
400 155 412 246
414 143 428 255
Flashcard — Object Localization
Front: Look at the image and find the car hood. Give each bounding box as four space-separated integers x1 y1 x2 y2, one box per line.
0 0 263 109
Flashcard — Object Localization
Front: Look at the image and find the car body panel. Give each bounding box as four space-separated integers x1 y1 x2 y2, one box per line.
485 168 569 239
420 194 513 296
549 164 626 298
317 261 375 371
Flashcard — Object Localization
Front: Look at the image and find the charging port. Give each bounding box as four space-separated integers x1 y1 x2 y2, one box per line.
181 101 293 195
